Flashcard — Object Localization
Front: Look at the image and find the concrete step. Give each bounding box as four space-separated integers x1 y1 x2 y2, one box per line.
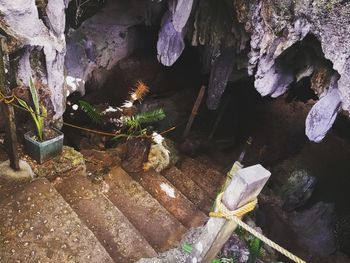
177 157 226 200
131 169 208 228
163 166 214 213
104 166 187 252
0 178 114 263
53 172 157 262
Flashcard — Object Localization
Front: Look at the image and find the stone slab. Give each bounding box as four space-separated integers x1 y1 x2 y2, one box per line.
54 172 157 262
163 166 213 213
0 178 114 263
131 169 207 228
177 157 226 200
104 166 187 252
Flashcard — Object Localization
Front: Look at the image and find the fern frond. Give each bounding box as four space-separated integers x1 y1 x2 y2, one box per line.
124 108 166 130
130 81 149 102
78 100 103 125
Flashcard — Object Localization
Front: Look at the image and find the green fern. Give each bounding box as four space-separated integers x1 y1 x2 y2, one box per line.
78 100 102 125
124 108 166 131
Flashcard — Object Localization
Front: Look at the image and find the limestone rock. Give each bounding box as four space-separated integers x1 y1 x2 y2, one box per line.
168 0 194 32
157 11 185 66
305 76 342 143
157 0 193 66
278 169 316 211
65 0 151 95
291 202 336 256
0 0 66 119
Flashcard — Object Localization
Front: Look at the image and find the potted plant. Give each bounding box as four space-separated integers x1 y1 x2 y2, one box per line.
16 78 64 164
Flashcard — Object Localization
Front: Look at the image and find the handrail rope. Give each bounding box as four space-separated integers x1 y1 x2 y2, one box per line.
210 193 306 263
0 91 177 138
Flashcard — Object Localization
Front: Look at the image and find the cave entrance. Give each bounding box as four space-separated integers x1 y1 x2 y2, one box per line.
62 3 350 262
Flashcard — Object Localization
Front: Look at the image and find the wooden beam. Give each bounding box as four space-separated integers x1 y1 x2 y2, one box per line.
182 85 206 139
0 37 19 171
187 164 271 263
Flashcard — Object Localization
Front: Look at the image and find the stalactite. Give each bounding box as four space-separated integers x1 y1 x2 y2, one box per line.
305 74 342 143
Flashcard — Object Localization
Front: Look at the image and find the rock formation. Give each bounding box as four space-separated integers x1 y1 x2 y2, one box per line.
1 0 349 141
156 0 350 142
0 0 66 119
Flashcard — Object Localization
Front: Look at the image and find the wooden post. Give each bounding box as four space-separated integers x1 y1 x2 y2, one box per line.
0 36 20 171
187 164 271 263
182 85 206 139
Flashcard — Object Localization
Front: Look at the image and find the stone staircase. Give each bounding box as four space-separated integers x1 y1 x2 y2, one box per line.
0 151 227 262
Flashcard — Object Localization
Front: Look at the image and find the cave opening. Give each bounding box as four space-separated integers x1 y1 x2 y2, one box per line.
1 0 350 262
61 9 350 260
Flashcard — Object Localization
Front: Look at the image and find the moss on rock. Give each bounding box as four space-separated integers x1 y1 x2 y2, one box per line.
33 146 85 179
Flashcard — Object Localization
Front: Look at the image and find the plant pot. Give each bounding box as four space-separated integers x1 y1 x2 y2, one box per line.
24 127 64 164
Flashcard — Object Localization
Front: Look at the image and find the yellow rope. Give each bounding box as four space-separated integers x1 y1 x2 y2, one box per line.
0 90 177 138
0 91 15 104
210 193 306 263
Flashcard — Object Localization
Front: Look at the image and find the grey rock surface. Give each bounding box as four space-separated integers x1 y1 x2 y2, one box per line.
0 0 66 119
157 11 185 67
291 202 336 256
65 0 154 95
305 76 342 142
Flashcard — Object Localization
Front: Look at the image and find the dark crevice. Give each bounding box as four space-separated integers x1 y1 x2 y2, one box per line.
65 0 107 30
35 0 52 31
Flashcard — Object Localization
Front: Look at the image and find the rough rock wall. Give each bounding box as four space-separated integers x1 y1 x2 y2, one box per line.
156 0 350 142
65 0 164 96
0 0 67 120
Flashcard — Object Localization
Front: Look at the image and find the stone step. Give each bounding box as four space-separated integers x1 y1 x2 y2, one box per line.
0 178 114 263
130 169 208 228
195 155 227 173
163 167 214 213
53 172 157 262
104 166 187 252
177 157 226 200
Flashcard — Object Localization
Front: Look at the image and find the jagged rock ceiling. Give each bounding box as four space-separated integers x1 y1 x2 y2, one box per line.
157 0 350 142
0 0 349 142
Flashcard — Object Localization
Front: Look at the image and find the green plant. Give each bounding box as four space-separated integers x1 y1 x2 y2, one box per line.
247 237 262 263
123 108 166 133
78 100 103 124
16 78 47 141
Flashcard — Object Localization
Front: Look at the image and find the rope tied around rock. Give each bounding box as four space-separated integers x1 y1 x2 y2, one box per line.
210 192 307 263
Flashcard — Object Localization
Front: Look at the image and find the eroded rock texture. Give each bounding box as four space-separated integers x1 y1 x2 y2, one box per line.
157 0 193 66
66 0 163 96
240 0 350 142
0 0 67 119
156 0 350 141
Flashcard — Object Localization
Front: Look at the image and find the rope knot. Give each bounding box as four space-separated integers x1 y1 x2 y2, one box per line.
209 192 257 219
